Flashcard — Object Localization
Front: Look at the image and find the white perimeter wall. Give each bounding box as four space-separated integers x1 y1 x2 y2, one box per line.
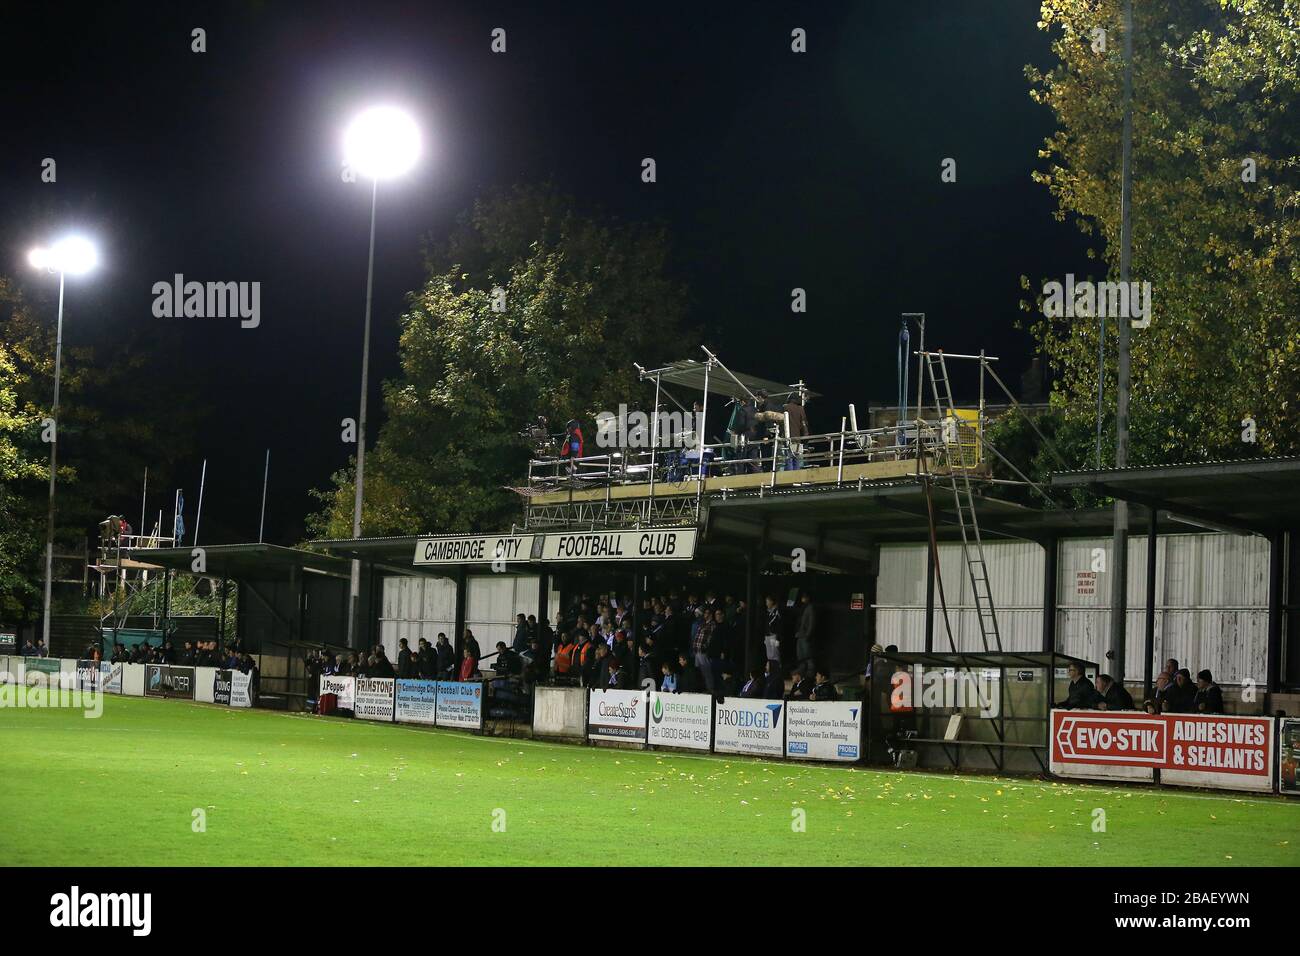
874 533 1269 685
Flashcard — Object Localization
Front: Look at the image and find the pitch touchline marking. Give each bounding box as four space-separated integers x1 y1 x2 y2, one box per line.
22 695 1293 811
269 710 1293 810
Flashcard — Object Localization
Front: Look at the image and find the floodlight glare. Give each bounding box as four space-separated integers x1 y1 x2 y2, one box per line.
30 235 98 276
51 236 98 275
343 105 421 180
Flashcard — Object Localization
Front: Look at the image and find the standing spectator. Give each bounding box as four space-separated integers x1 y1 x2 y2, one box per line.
554 631 578 682
1194 670 1225 714
457 648 477 681
435 633 456 678
463 628 481 673
416 637 436 678
512 614 530 654
20 638 36 656
676 652 703 693
706 610 728 693
762 596 782 671
396 638 415 678
537 614 557 669
35 639 49 658
1096 674 1134 711
794 591 816 678
692 611 715 693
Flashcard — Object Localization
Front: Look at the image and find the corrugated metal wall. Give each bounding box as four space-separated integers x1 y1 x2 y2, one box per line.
876 540 1044 653
875 533 1269 685
378 574 557 662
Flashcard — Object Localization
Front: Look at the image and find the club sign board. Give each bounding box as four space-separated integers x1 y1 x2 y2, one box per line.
538 529 697 562
415 534 534 565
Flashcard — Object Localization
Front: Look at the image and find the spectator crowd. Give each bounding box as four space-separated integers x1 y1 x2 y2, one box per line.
1054 658 1225 715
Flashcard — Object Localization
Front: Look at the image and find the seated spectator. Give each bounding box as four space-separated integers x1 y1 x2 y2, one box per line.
34 639 49 658
1194 670 1224 714
1152 672 1173 711
492 641 521 677
1164 669 1197 713
740 667 766 699
660 661 678 693
763 659 784 699
370 647 395 679
716 667 737 699
1096 674 1134 711
20 638 37 657
787 669 812 701
605 657 628 689
809 669 839 702
1054 662 1101 709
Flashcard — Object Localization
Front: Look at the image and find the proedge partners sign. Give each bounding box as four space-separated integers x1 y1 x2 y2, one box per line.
647 691 712 750
714 698 784 757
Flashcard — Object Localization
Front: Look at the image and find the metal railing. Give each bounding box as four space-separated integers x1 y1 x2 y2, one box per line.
525 417 982 497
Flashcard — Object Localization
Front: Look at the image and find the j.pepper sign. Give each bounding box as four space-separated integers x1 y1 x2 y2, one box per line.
1050 710 1274 792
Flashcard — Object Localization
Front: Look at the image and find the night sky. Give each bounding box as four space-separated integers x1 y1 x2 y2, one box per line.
2 0 1088 545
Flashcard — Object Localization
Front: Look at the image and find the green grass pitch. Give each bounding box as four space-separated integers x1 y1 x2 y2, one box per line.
1 694 1296 866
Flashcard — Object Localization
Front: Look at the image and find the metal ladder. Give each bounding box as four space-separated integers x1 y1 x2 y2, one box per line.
924 351 1002 652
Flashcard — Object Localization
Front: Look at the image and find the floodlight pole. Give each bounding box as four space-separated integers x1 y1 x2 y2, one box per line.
348 176 380 647
40 270 66 648
1108 0 1135 683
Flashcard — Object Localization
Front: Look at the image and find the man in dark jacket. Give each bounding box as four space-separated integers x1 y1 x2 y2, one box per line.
435 634 456 678
1096 674 1135 711
1194 670 1225 714
511 614 530 654
1054 663 1102 709
763 660 785 699
1164 669 1197 713
416 637 437 678
397 638 415 678
787 669 813 701
810 669 839 702
370 647 395 679
676 652 703 693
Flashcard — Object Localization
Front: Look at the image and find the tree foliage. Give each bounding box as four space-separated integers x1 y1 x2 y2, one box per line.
1021 0 1300 466
308 185 693 537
